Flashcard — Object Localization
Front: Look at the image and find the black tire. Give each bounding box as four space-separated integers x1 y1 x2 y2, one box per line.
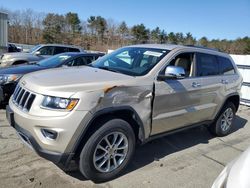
209 102 236 137
79 118 135 183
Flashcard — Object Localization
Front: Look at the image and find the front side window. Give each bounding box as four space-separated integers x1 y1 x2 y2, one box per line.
218 56 235 75
38 54 73 67
91 47 169 76
196 53 219 76
29 45 42 53
38 46 54 55
167 53 194 77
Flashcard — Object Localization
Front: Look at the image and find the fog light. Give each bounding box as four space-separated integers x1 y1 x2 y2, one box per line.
41 129 58 140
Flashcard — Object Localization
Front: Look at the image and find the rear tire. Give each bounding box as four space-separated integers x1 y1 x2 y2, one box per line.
209 102 236 137
79 118 135 183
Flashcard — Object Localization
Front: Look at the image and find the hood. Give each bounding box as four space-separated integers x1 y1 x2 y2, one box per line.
0 64 46 75
2 52 33 59
21 66 135 97
226 147 250 188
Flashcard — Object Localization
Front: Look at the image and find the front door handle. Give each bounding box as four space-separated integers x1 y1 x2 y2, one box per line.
221 79 229 84
192 82 201 88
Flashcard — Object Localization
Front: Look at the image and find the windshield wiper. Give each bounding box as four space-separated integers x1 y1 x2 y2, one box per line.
97 66 122 74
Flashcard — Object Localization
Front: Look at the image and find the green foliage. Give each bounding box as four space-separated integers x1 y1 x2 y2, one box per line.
151 27 161 43
6 8 250 53
118 21 129 38
131 24 149 43
87 16 107 43
42 13 65 43
65 12 81 33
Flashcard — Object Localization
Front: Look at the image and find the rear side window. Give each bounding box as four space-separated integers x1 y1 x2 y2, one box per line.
196 53 219 76
218 56 235 75
68 48 80 52
67 56 94 66
54 47 68 55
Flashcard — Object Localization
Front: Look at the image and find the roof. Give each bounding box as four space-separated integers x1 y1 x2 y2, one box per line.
38 44 84 50
129 44 182 50
58 52 104 56
128 43 228 56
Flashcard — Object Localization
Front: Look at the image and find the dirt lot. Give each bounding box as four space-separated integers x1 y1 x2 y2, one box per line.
0 105 250 188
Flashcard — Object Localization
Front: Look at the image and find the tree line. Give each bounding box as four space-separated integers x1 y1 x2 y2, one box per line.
3 8 250 54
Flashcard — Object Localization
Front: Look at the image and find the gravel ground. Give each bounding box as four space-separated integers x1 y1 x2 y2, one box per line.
0 105 249 188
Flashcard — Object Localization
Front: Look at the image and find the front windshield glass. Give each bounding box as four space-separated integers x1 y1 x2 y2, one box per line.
38 54 73 67
91 47 169 76
29 45 42 53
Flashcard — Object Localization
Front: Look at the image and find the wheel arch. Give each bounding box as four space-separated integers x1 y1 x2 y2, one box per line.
224 94 240 112
215 93 240 120
72 106 146 159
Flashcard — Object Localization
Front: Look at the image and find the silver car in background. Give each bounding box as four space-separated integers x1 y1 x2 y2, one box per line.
0 44 84 67
212 146 250 188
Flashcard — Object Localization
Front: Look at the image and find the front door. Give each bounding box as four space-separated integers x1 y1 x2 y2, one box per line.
151 52 204 135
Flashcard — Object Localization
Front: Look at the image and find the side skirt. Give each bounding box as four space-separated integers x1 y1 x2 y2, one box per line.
142 120 212 144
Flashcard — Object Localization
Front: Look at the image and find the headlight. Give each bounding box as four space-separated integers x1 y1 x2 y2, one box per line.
41 96 79 111
0 74 22 85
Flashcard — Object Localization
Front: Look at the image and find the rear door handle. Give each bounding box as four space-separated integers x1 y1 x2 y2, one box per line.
221 79 229 84
192 82 201 88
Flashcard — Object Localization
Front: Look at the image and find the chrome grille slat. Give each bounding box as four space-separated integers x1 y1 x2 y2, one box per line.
23 93 31 110
13 86 21 101
16 89 24 104
13 85 20 98
19 91 27 106
12 84 36 112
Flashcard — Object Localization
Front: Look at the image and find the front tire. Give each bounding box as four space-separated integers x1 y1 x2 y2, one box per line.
209 102 236 136
79 118 135 183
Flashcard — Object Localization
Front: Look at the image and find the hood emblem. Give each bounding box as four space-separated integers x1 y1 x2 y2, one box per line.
21 80 26 86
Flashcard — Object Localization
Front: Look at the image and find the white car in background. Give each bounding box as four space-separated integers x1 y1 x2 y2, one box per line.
212 146 250 188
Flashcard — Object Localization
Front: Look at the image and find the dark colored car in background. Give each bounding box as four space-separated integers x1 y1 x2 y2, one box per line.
0 52 104 104
8 43 21 53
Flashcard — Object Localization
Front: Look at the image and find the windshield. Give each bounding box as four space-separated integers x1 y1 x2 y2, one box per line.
29 45 42 53
91 47 169 76
37 54 73 67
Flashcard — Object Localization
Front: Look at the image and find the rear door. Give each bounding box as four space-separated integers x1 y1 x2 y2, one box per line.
218 56 239 92
196 53 225 120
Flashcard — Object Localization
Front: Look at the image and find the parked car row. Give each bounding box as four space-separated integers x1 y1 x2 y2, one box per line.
0 44 84 67
0 51 104 104
2 43 243 183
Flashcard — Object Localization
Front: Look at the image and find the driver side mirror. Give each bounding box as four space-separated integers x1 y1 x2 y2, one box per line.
157 66 185 80
34 51 41 56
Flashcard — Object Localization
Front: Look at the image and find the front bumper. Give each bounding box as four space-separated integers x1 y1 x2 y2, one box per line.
6 105 73 167
7 97 92 166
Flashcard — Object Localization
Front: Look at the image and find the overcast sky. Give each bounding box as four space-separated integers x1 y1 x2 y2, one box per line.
1 0 249 40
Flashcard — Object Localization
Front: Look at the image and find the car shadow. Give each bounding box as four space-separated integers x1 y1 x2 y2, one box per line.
54 115 248 182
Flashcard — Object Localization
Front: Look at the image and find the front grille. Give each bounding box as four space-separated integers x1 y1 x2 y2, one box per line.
12 85 36 111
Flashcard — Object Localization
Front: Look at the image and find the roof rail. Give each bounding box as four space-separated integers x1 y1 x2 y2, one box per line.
184 45 220 52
